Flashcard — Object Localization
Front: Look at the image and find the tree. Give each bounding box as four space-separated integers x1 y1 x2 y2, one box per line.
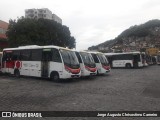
7 18 76 49
0 38 8 50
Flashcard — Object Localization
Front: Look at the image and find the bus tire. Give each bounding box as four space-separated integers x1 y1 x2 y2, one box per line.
50 72 60 82
14 69 20 78
97 70 99 76
125 63 131 68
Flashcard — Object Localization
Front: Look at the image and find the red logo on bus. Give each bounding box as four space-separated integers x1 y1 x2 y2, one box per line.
15 61 22 69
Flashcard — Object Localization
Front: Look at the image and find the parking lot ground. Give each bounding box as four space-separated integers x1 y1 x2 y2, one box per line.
0 65 160 120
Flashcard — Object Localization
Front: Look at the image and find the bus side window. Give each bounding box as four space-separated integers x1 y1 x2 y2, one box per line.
30 49 42 61
12 50 20 61
19 50 31 61
52 48 62 63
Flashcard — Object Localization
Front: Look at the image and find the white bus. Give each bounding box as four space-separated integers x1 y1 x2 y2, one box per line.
0 52 2 72
90 52 111 75
75 51 97 77
157 51 160 65
105 52 143 68
1 45 81 81
146 54 153 65
141 52 148 67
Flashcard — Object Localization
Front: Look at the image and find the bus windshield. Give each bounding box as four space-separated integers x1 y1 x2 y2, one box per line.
97 54 109 66
60 49 80 69
80 52 96 68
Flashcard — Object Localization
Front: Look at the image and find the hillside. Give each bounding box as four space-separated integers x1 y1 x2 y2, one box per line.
88 19 160 52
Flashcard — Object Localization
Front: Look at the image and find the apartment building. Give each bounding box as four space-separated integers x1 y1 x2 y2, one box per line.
25 8 62 24
52 14 62 24
0 20 8 39
0 20 9 49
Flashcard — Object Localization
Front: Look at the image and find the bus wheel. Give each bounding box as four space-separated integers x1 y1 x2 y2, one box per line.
126 63 131 68
14 69 20 77
97 70 99 76
50 72 60 82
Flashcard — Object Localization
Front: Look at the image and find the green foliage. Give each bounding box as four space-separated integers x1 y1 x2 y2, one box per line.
7 18 76 49
0 38 7 42
0 38 8 51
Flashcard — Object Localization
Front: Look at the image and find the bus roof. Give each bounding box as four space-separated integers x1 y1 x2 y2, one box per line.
3 45 71 51
105 52 141 56
78 51 91 54
88 51 104 55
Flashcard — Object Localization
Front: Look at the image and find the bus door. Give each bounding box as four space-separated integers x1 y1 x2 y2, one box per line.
2 51 14 73
41 49 52 77
133 54 139 68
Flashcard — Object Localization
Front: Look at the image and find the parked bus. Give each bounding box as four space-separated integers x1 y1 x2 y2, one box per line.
141 52 148 67
151 56 157 64
1 45 81 81
0 52 2 72
105 52 143 68
157 53 160 65
75 51 97 77
89 52 110 75
146 55 153 65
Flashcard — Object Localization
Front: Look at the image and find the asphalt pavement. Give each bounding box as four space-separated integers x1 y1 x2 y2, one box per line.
0 65 160 120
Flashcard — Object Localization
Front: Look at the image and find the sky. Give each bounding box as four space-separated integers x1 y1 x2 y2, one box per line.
1 0 160 50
